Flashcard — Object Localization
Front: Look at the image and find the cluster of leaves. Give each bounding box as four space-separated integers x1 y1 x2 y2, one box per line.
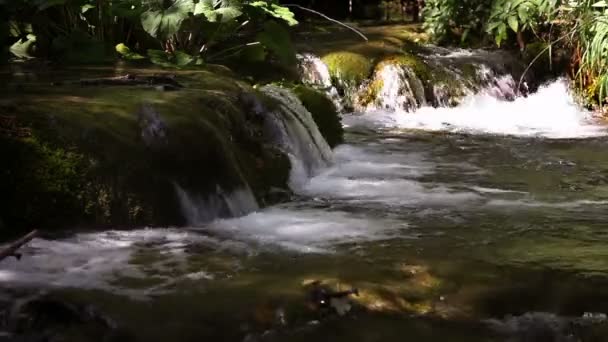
135 0 299 67
486 0 559 46
3 0 298 68
422 0 490 44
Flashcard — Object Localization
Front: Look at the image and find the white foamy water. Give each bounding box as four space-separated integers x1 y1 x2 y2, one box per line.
204 208 405 253
382 80 607 138
0 229 225 295
299 145 481 206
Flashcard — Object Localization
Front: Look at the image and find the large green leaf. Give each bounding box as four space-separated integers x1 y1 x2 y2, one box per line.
10 34 36 59
508 15 519 32
248 1 298 26
194 0 243 22
141 0 194 39
256 21 296 65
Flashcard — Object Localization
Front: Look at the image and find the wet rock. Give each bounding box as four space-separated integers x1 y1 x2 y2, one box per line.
138 103 168 147
305 281 359 316
486 311 608 342
4 293 123 342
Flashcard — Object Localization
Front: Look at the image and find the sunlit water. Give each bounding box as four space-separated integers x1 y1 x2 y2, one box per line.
3 80 608 341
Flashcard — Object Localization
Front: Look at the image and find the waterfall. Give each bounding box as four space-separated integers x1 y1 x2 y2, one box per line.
260 85 333 189
174 183 259 226
354 79 606 139
362 64 427 112
298 53 333 88
297 53 343 111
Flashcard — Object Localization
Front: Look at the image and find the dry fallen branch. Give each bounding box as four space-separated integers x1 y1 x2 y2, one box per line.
0 230 38 262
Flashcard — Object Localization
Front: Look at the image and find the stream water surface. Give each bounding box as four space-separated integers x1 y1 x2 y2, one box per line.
3 80 608 341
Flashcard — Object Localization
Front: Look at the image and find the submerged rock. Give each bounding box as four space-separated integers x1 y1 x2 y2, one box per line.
1 293 126 342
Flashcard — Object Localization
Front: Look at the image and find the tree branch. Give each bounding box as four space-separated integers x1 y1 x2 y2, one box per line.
284 4 369 42
0 230 38 262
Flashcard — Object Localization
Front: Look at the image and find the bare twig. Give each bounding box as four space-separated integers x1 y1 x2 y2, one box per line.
0 230 38 262
284 4 369 42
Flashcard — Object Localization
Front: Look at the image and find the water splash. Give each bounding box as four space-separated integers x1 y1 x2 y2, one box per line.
298 53 333 88
297 53 343 111
204 207 405 253
363 64 427 112
353 79 607 139
0 229 224 297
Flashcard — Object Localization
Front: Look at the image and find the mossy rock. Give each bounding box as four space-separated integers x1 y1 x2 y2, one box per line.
357 54 433 109
321 51 373 87
292 85 344 148
0 68 292 238
375 54 433 82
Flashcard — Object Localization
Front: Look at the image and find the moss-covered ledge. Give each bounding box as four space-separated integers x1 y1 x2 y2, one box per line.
291 85 344 148
0 68 292 238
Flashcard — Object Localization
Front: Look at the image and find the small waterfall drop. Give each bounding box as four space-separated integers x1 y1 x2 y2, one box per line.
298 53 333 88
362 64 427 112
260 85 333 189
349 79 607 139
297 53 343 111
174 183 259 226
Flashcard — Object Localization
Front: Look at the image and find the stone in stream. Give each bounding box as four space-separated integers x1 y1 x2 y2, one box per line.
305 281 359 316
1 292 127 342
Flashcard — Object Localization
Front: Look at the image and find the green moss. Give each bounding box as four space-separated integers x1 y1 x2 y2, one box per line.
0 68 292 236
357 78 385 108
322 51 373 87
376 54 432 82
292 85 344 148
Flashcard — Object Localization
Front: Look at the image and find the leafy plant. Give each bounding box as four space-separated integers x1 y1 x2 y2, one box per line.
422 0 490 44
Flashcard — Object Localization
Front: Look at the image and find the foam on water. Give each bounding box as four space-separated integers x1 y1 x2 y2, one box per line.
0 229 225 295
204 208 406 253
298 145 481 206
384 80 607 138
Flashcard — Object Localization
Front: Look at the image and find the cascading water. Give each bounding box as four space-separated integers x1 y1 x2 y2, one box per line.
362 64 427 112
297 53 343 111
174 184 259 226
6 46 608 342
297 53 333 88
260 85 333 189
374 79 606 138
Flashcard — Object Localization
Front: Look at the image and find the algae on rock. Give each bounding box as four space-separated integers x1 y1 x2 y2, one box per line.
0 69 293 236
292 85 343 148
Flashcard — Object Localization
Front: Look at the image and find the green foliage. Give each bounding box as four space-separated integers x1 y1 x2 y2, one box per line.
194 0 243 23
422 0 608 107
9 33 36 59
141 0 195 39
248 1 298 26
422 0 490 44
256 21 296 65
147 49 200 68
116 43 145 60
486 0 558 46
1 0 298 69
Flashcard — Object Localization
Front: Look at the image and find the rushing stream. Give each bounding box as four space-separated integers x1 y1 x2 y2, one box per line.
3 77 608 340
